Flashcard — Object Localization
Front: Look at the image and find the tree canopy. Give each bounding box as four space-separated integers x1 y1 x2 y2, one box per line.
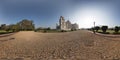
0 19 35 32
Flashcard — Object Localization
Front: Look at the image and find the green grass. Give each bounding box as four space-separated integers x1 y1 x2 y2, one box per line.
98 30 114 34
0 30 13 34
97 29 120 34
36 29 74 33
36 29 60 33
0 30 7 32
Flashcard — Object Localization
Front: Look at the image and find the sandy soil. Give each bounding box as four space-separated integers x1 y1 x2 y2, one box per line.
0 30 120 60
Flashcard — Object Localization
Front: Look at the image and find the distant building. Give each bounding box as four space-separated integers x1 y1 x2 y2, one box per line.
56 16 79 30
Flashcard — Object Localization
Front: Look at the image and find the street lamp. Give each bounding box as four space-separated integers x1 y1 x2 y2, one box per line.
93 21 95 34
94 21 95 28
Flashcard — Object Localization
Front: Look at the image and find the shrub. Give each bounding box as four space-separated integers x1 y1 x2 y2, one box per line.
34 30 37 32
114 26 119 33
43 30 47 33
101 26 108 33
61 30 66 32
95 26 100 32
71 29 74 31
47 27 51 30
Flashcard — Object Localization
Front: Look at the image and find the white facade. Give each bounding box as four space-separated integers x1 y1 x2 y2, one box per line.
56 16 79 30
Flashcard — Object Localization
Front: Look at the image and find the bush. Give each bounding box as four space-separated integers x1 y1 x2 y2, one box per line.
71 29 74 31
0 31 13 34
98 31 110 34
47 27 51 30
114 26 119 33
34 30 37 32
43 30 47 33
113 32 119 34
61 30 67 32
101 26 108 33
95 26 100 32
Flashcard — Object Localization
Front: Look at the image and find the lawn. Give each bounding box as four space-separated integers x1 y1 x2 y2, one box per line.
36 29 74 33
98 30 114 34
35 29 58 33
98 29 120 34
0 30 13 34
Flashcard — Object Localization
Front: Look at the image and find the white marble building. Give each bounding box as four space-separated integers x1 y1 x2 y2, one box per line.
56 16 79 30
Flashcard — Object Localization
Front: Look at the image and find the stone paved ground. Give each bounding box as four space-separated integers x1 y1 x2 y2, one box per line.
0 30 120 60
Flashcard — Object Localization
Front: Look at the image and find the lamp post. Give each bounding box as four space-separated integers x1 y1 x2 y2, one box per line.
93 21 95 34
94 21 95 28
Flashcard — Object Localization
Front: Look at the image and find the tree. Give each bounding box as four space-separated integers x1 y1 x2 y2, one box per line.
101 26 108 33
47 27 51 30
0 19 35 32
5 25 11 32
95 26 100 32
114 26 119 33
91 27 95 33
8 24 20 32
18 19 35 31
1 24 6 30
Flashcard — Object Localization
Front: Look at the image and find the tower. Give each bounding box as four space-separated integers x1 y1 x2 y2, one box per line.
59 16 66 30
66 20 72 30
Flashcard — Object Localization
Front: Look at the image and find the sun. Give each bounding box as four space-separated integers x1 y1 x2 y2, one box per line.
71 7 111 28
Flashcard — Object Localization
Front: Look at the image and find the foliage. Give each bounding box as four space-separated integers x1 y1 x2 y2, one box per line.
61 30 67 32
0 30 13 34
95 26 100 32
43 30 47 33
114 26 120 33
0 24 6 30
0 19 35 33
101 26 108 33
46 27 51 30
18 19 35 31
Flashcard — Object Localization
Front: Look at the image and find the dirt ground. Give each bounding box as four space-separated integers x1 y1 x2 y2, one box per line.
0 30 120 60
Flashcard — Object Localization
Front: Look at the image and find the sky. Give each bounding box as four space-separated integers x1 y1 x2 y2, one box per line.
0 0 120 28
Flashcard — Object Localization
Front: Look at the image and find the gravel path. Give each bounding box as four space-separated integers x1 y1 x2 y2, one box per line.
0 30 120 60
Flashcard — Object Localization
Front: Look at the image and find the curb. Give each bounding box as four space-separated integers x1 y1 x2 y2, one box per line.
87 30 120 38
0 32 17 37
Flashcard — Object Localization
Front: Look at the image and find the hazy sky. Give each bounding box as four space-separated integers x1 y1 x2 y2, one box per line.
0 0 120 28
